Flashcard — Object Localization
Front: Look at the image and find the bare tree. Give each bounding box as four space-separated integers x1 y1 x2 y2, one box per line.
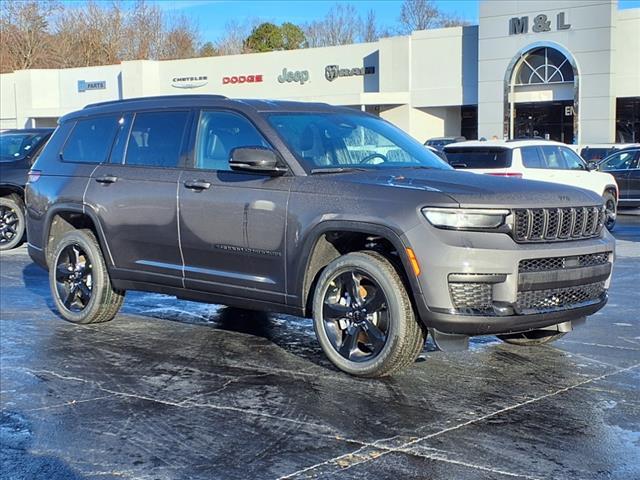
398 0 440 33
0 0 58 72
215 18 261 55
160 14 200 60
360 10 379 43
439 12 470 28
304 4 360 47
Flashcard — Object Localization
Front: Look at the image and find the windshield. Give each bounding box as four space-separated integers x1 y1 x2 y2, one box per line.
0 133 48 162
266 113 451 172
444 148 512 169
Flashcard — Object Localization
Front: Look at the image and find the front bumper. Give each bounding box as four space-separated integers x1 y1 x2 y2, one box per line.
403 220 615 336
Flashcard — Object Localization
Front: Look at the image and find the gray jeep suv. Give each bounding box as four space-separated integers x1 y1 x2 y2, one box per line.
26 95 615 377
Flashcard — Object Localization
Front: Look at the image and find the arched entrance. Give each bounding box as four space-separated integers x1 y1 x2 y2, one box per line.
504 42 579 143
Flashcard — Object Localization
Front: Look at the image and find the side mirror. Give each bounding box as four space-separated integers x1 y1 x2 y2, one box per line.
229 147 287 175
586 161 598 171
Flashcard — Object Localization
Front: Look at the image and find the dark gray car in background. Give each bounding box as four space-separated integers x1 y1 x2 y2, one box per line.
0 128 53 250
25 95 614 377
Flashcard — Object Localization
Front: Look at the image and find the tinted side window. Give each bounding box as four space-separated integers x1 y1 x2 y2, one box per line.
195 111 268 171
600 151 638 171
125 111 190 168
62 115 120 163
540 146 565 169
560 147 586 170
521 147 543 168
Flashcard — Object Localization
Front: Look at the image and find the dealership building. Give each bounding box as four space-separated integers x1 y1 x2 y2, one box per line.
1 0 639 144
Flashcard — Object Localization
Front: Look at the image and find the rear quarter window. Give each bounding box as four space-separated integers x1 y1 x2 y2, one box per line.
62 115 121 163
444 148 512 169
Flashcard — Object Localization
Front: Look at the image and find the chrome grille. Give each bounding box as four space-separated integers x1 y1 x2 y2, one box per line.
512 206 604 243
449 283 493 312
519 252 611 272
516 281 605 313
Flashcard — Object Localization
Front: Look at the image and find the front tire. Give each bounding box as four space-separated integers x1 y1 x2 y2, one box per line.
603 191 616 231
50 229 125 324
0 195 26 251
497 330 566 346
312 251 426 377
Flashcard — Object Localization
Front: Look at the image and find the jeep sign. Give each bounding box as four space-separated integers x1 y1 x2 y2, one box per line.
277 68 309 85
509 12 571 35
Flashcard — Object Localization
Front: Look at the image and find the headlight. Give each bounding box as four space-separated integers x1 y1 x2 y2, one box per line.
422 207 510 230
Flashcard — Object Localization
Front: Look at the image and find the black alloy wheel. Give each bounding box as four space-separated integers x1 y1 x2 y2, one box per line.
54 243 94 313
321 270 390 362
604 193 617 231
49 229 125 324
0 196 26 251
313 251 426 377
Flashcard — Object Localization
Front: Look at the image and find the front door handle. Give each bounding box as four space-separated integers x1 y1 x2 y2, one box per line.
184 180 211 191
95 175 118 184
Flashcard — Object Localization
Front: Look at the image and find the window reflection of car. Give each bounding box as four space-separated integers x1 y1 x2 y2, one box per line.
597 147 640 208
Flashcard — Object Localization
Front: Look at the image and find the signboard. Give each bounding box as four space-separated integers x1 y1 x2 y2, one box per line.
509 12 571 35
77 80 106 92
325 65 375 82
171 75 208 89
277 68 309 85
222 74 263 85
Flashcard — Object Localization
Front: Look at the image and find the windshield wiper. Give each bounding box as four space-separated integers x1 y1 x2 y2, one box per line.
310 167 369 174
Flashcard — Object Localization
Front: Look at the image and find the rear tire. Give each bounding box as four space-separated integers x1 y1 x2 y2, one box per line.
312 251 426 377
497 330 566 346
603 191 616 231
50 229 124 324
0 195 26 251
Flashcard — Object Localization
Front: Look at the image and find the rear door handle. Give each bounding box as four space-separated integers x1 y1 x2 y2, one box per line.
95 175 118 184
184 180 211 191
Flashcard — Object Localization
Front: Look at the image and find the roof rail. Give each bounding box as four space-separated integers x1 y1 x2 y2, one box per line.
83 94 228 110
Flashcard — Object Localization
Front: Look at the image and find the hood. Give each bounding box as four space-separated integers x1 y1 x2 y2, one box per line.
328 168 603 209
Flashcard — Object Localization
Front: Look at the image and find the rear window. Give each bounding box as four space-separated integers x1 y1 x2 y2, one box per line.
580 148 616 161
444 148 512 169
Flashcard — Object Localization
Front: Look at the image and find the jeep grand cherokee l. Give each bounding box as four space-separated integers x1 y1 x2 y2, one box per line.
25 95 614 377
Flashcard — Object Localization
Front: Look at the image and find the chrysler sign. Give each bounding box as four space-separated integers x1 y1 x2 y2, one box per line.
171 75 208 89
325 65 375 82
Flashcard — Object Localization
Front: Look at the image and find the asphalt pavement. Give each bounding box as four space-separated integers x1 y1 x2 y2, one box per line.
1 215 639 480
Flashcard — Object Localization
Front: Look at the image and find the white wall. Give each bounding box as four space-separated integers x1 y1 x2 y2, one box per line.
614 8 640 98
478 0 620 143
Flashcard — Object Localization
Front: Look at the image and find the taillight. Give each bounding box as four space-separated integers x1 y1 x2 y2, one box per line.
486 172 523 178
27 170 41 183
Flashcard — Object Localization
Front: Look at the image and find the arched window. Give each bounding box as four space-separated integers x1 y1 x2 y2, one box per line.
514 47 574 85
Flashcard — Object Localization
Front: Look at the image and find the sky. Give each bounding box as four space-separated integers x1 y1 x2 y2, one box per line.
64 0 640 44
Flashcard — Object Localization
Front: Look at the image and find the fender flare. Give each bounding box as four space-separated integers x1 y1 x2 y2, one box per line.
42 203 114 267
293 219 424 312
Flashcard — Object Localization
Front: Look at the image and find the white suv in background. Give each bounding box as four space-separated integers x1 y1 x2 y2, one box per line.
443 140 619 229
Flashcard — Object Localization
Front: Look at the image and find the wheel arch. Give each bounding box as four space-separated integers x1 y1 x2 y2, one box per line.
603 184 618 200
43 203 113 268
0 184 24 200
296 221 423 317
